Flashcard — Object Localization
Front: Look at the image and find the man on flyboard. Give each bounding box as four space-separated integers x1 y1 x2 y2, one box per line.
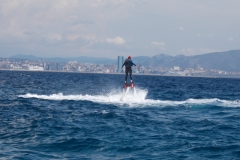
122 56 136 88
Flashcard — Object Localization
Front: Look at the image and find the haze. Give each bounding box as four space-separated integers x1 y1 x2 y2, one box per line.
0 0 239 58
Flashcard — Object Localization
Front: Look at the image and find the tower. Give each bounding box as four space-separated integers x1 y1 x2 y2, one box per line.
117 56 124 73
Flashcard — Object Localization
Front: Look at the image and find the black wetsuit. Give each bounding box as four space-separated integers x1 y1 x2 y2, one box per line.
122 59 136 82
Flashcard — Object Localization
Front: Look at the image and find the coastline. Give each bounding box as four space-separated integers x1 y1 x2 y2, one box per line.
1 68 240 79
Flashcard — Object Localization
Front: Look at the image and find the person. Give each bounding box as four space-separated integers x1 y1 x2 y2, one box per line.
122 56 136 84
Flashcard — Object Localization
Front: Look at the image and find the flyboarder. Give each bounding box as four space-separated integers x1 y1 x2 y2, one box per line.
122 56 136 88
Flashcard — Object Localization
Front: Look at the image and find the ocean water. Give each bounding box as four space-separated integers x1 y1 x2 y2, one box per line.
0 71 240 159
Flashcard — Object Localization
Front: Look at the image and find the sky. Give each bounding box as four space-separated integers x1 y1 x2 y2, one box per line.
0 0 239 59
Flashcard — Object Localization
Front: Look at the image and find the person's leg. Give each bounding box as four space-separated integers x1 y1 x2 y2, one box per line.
125 69 128 83
129 69 133 82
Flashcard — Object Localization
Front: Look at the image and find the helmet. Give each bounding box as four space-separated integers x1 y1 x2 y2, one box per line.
128 56 132 59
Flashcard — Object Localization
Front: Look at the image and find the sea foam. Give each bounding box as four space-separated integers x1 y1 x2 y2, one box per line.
18 87 240 108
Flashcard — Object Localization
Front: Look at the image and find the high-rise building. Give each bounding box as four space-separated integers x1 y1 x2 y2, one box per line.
117 56 124 73
122 56 124 67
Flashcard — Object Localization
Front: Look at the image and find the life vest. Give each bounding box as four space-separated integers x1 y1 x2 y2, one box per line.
125 59 132 67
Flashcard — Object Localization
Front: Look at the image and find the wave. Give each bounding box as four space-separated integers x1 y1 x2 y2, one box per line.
18 88 240 108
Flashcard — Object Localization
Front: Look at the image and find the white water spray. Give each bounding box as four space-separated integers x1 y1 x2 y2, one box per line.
18 87 240 108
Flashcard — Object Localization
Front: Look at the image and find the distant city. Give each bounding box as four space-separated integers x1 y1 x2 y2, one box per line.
1 56 240 78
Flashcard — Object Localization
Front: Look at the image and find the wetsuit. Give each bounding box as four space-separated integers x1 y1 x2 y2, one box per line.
122 59 136 82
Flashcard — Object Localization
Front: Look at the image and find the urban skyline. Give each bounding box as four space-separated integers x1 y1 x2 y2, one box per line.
1 56 240 79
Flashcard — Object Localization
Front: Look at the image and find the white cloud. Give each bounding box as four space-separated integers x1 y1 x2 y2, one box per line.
181 48 196 55
199 48 218 54
49 34 62 41
106 36 125 45
0 0 239 58
181 48 218 56
208 34 214 37
90 0 130 7
197 33 214 38
151 41 165 50
178 27 184 31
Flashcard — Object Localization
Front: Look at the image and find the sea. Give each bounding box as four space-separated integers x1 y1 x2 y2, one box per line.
0 70 240 159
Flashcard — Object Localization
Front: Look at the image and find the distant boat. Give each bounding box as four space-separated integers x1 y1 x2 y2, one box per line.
28 66 44 71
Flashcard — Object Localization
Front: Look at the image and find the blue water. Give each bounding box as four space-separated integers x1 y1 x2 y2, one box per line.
0 71 240 159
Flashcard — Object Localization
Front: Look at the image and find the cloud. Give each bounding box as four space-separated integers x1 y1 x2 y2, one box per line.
90 0 130 7
44 34 62 41
178 27 184 31
0 1 239 58
106 36 125 45
197 33 214 37
199 48 217 54
208 34 214 37
23 31 36 36
181 48 218 56
151 41 165 50
181 48 196 55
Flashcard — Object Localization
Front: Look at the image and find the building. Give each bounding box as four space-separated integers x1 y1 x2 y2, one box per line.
28 66 44 71
174 66 180 71
117 56 124 73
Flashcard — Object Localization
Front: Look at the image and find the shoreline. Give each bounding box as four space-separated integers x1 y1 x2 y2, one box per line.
1 69 240 79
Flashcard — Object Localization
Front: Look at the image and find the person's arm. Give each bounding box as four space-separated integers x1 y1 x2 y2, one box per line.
131 60 136 66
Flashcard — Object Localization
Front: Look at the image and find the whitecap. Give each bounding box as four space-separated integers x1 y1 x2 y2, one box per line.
18 87 240 108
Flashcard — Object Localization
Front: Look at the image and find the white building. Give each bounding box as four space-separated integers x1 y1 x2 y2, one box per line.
28 66 44 71
173 66 180 71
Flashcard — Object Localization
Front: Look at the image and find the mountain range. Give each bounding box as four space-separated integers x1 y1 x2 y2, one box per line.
10 49 240 72
134 50 240 72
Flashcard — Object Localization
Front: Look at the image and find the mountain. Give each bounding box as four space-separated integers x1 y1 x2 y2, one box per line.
10 54 116 64
11 54 41 60
191 50 240 71
143 50 240 71
129 50 240 71
9 50 240 71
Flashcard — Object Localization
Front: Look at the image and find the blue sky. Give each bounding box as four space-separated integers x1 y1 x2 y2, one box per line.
0 0 239 58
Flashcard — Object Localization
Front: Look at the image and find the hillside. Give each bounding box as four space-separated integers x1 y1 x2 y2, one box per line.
9 50 240 71
134 50 240 71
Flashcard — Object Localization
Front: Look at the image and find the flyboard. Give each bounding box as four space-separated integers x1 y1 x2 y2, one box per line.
120 82 135 101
